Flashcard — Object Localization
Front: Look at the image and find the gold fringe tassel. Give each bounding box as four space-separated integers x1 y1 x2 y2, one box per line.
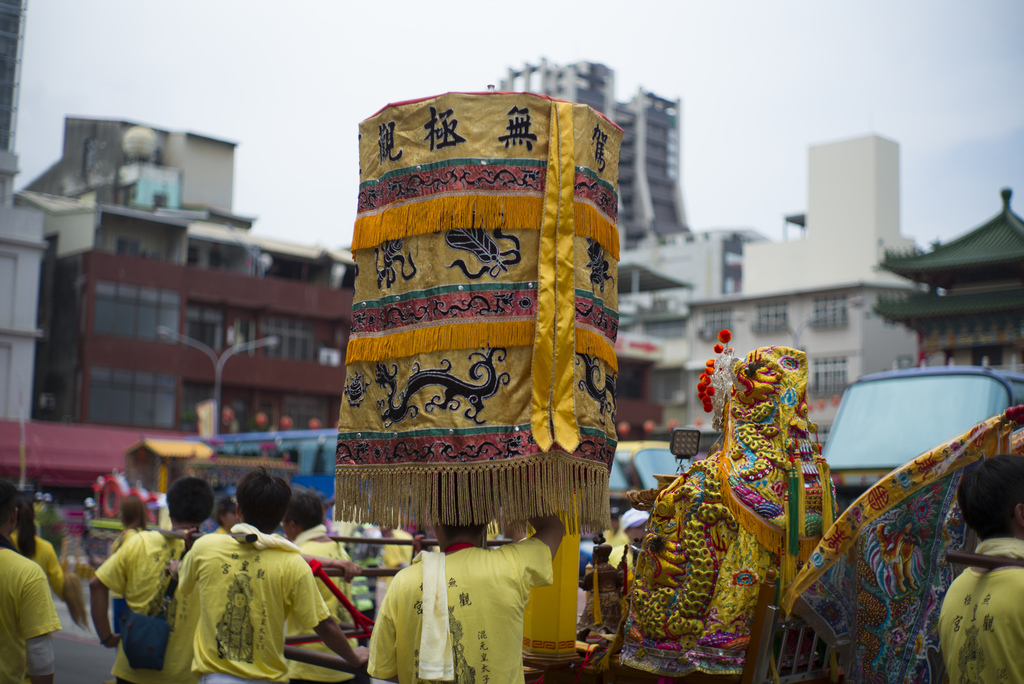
573 201 620 261
334 453 611 533
718 458 819 561
818 460 835 533
575 328 619 373
346 320 536 364
352 194 545 251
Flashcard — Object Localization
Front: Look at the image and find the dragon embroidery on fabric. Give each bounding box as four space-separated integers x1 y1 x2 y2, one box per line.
584 239 614 293
375 348 510 427
375 239 417 290
576 353 616 425
445 228 521 279
344 371 370 408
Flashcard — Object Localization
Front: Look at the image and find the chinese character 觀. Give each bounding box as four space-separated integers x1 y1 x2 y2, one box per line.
378 121 403 163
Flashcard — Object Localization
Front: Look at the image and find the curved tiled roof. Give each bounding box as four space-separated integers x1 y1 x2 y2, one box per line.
874 288 1024 321
882 188 1024 278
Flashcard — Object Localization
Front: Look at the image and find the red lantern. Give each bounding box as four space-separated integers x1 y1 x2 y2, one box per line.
831 395 841 407
280 415 294 431
221 405 235 426
643 419 656 434
254 411 269 429
308 417 323 430
667 419 680 430
818 400 826 411
694 417 704 428
617 421 631 437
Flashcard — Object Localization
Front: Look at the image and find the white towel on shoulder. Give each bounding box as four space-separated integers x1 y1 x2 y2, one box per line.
231 523 301 553
418 550 454 681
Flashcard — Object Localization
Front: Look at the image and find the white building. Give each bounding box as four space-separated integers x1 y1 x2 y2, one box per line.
744 135 914 294
0 198 44 420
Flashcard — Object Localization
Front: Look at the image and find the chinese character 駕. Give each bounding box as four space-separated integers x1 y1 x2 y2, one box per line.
378 121 403 163
497 106 537 151
424 106 466 152
592 124 608 173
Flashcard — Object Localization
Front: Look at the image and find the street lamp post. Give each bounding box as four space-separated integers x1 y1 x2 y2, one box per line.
157 326 280 435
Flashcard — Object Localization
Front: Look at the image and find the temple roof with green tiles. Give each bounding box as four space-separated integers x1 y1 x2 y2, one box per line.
875 287 1024 323
880 188 1024 288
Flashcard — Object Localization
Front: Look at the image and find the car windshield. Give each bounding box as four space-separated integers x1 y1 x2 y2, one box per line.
824 374 1010 471
633 448 681 489
609 455 630 491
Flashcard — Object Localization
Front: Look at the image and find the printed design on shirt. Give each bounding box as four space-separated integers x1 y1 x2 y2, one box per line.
217 573 255 663
449 605 476 684
956 623 985 683
144 542 177 628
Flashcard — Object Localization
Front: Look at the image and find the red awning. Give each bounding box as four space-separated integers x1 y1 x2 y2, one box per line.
0 420 188 488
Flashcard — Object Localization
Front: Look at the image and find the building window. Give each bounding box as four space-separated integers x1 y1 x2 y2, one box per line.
650 368 685 404
812 357 848 395
753 302 788 334
186 305 224 350
89 366 176 427
618 366 644 400
700 308 732 340
264 317 315 361
812 296 848 329
116 237 141 257
644 319 686 339
283 395 325 431
180 382 213 431
94 280 180 340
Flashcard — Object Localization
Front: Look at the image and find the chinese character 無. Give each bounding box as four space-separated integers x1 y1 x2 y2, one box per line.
497 106 537 151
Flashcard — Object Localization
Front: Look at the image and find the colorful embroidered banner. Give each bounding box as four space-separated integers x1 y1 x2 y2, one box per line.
337 93 622 532
784 413 1024 683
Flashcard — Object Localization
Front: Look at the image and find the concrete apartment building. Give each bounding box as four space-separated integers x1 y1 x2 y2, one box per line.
19 118 355 433
0 0 44 422
684 135 918 434
501 59 688 247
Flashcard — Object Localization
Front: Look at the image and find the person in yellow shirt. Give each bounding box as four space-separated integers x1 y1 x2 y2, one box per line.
90 476 215 684
178 467 368 683
607 508 648 570
283 487 362 684
1 480 62 684
12 500 65 598
939 454 1024 683
368 513 564 684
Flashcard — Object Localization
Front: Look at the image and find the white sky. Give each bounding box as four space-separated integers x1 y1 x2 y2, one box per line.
16 0 1024 251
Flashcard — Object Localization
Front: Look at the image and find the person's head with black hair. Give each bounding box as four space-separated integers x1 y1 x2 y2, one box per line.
0 479 20 550
215 495 238 531
284 486 324 532
958 454 1024 541
236 467 291 534
14 500 37 558
166 476 215 527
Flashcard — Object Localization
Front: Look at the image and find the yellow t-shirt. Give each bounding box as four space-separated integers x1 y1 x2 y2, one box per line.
10 532 65 597
94 529 197 684
178 532 331 683
368 536 553 684
0 547 62 684
381 529 413 592
288 530 357 683
939 565 1024 683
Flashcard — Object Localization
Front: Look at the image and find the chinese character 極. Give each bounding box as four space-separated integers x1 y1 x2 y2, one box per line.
424 106 466 152
592 124 608 173
497 106 537 151
378 121 403 163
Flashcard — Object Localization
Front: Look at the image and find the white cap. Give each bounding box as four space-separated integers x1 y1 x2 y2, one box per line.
620 508 650 530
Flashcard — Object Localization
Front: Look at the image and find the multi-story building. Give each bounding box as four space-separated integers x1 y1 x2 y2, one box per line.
0 197 43 421
876 188 1024 368
501 60 688 247
18 118 354 433
680 135 919 433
